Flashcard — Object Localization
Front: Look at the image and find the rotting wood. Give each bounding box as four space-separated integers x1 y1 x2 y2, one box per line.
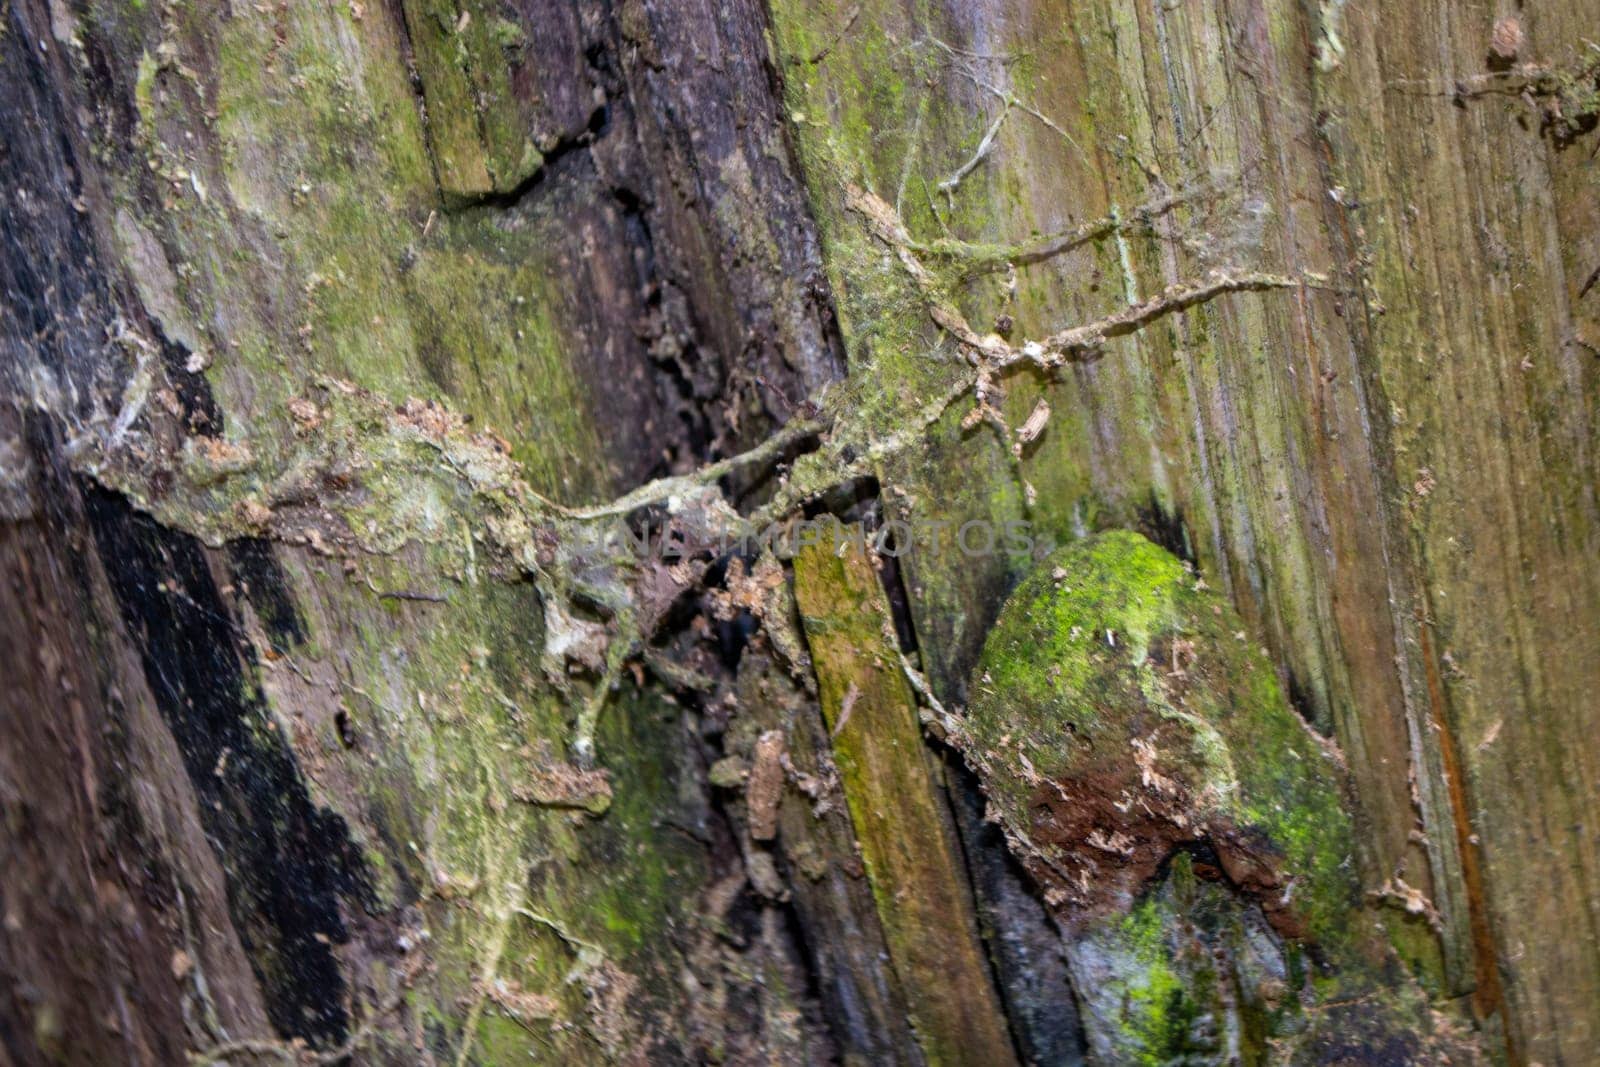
792 532 1018 1067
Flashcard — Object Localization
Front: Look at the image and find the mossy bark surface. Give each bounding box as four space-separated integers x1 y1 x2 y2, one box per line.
766 1 1599 1061
3 0 842 1060
3 0 1598 1063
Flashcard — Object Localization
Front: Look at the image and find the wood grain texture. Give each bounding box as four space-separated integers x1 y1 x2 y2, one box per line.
3 0 1596 1059
793 534 1017 1066
769 0 1598 1061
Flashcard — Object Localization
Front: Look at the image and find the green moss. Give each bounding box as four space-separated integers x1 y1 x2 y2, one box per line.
1069 851 1300 1065
399 222 609 496
307 567 701 1059
133 50 158 128
70 0 614 524
395 0 543 197
489 17 524 48
1113 896 1190 1061
963 533 1459 1060
967 532 1359 943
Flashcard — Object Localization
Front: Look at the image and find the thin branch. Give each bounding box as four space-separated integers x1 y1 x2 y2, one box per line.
914 212 1117 272
928 37 1089 165
189 988 406 1065
748 371 976 529
909 183 1208 275
899 650 963 739
803 3 862 65
850 183 1328 375
571 644 630 769
937 99 1012 201
1387 62 1561 99
1009 269 1319 369
925 38 1032 64
513 907 602 954
376 589 447 603
364 576 448 603
561 415 825 520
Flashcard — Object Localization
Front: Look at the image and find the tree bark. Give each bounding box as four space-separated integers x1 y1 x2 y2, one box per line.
2 0 1596 1064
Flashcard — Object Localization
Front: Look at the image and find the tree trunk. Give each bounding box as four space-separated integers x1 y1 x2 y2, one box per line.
2 0 1595 1063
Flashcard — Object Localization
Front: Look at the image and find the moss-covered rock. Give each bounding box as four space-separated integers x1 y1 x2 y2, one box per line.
964 532 1478 1064
1068 852 1289 1065
965 530 1358 944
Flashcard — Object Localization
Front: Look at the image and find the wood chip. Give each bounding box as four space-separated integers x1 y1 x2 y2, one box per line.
747 730 786 841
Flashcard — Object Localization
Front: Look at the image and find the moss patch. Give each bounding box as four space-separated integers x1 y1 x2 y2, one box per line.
965 531 1359 943
962 532 1472 1061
